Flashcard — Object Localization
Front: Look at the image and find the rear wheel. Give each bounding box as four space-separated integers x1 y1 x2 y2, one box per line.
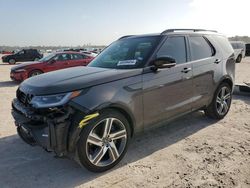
236 54 242 63
77 110 131 172
205 83 232 119
29 70 43 78
8 59 16 64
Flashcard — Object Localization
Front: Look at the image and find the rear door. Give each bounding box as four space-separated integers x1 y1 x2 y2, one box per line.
143 36 193 129
26 50 34 61
71 54 90 66
188 35 218 110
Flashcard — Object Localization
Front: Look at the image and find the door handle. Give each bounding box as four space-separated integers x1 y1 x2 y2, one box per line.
214 59 221 64
181 67 192 73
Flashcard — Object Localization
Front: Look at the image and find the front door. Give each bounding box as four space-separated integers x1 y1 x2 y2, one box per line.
143 36 193 129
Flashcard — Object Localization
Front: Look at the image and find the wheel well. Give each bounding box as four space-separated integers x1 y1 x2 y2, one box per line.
221 78 233 90
102 107 134 137
28 69 43 77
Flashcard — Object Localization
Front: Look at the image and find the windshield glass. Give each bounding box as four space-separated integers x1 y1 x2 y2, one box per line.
231 43 238 49
88 36 161 69
39 53 56 62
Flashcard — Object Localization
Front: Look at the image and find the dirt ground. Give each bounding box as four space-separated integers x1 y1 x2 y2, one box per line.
0 55 249 188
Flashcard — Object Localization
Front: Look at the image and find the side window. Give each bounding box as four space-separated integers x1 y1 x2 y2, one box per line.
157 36 187 64
19 51 25 55
54 54 72 61
72 54 84 60
189 36 213 61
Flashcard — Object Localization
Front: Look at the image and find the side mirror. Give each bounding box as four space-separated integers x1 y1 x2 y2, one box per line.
48 59 56 64
151 56 176 71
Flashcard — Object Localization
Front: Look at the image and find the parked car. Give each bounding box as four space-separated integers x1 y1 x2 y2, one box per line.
230 41 246 63
0 50 13 55
81 51 98 57
2 49 43 64
10 52 94 81
246 43 250 56
12 29 235 172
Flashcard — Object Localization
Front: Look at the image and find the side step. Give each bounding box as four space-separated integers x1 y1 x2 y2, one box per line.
233 83 250 96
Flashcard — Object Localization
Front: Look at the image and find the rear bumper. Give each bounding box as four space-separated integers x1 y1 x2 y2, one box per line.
12 99 74 156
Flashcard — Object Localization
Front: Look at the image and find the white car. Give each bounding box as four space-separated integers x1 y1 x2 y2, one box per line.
230 41 246 63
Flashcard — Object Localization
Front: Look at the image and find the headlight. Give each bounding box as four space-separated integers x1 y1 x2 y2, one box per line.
15 69 26 72
30 91 81 108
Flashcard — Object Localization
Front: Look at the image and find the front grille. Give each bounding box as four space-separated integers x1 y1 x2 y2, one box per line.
16 89 33 106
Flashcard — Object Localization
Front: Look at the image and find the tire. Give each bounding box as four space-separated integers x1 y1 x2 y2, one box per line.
29 70 43 78
236 55 242 63
77 109 131 172
8 59 16 64
205 83 232 119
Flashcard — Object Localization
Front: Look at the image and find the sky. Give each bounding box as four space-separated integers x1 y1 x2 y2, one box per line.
0 0 249 46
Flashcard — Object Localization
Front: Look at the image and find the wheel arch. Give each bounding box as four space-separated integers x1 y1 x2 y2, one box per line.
67 103 136 154
219 76 233 90
28 69 44 77
97 104 135 137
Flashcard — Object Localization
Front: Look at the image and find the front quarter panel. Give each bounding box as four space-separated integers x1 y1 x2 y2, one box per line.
70 74 144 133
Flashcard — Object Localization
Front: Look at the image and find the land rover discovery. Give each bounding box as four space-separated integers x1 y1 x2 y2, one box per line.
12 29 235 172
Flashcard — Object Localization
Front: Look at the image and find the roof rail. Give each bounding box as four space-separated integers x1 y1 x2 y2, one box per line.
161 29 218 35
118 35 134 40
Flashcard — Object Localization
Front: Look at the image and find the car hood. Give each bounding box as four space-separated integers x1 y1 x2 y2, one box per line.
11 61 43 71
19 66 142 95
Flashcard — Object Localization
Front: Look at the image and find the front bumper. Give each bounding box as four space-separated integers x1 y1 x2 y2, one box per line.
12 98 74 156
10 71 28 81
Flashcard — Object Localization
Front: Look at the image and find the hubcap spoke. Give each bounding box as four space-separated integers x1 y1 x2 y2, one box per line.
223 101 229 113
103 118 113 138
224 93 230 100
109 141 120 161
109 130 127 140
92 146 108 165
216 96 221 104
87 132 103 147
221 87 226 98
218 103 224 114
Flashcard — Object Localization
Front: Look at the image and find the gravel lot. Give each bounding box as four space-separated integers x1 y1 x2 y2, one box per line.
0 55 249 188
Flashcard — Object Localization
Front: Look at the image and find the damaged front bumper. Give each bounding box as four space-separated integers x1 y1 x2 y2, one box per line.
12 98 77 157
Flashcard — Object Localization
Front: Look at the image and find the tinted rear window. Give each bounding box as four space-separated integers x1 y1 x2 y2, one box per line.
189 36 213 61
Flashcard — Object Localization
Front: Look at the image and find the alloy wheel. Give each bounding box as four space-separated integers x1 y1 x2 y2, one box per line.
216 86 231 116
30 71 41 77
86 118 127 167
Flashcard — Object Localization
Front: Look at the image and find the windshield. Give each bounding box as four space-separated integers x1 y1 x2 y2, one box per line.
88 36 161 69
231 43 238 49
39 53 56 62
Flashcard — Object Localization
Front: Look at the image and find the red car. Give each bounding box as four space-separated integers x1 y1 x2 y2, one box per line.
10 52 94 81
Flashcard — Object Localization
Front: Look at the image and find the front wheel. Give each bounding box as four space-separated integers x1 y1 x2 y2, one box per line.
8 59 16 64
29 70 43 78
77 110 131 172
205 83 232 119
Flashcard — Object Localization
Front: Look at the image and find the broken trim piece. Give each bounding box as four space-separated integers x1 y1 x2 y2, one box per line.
79 112 99 128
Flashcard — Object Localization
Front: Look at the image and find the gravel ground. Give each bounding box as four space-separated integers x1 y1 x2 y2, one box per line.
0 55 249 188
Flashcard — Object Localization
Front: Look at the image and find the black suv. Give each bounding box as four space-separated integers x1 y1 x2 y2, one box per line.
12 29 235 172
2 49 43 64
